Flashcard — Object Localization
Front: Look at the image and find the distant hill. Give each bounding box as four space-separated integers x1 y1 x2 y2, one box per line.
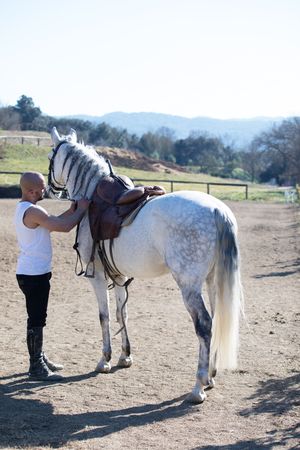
65 112 285 147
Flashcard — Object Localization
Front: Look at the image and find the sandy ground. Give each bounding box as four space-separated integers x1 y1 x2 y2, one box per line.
0 199 299 450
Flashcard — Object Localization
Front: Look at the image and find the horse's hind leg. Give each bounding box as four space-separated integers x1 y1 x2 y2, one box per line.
206 270 217 382
114 280 133 368
181 286 212 403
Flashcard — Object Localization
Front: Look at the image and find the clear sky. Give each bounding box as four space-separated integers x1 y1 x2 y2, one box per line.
1 0 299 119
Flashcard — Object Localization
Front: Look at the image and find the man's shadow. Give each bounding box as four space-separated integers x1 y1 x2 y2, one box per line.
0 371 193 448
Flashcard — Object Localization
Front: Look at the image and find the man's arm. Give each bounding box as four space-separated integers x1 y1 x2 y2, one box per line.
57 201 77 219
23 200 90 232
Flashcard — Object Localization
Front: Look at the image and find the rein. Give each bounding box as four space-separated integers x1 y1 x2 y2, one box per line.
47 141 70 199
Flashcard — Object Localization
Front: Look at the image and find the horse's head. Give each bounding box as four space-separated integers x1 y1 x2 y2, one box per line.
51 127 78 147
48 127 110 200
47 127 77 198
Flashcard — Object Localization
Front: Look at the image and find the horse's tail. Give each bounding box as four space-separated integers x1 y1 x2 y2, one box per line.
210 208 243 372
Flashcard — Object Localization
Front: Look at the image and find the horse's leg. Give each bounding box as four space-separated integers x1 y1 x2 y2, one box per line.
181 286 212 404
206 269 217 386
88 273 112 373
114 280 133 368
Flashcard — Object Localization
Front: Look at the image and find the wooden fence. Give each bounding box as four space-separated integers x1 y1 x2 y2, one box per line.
0 135 51 146
0 171 249 199
133 178 249 199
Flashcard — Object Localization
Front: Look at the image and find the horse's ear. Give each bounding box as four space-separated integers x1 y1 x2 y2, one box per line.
51 127 61 146
69 128 77 143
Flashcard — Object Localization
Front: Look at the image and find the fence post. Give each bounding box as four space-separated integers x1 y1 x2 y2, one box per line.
170 181 174 192
245 185 248 200
207 183 210 194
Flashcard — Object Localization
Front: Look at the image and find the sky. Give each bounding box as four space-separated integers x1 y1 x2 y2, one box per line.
1 0 300 120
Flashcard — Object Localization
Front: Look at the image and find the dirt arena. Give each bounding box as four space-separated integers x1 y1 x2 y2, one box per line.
0 198 299 449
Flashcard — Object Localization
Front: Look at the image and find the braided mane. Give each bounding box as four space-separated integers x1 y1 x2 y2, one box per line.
61 142 110 197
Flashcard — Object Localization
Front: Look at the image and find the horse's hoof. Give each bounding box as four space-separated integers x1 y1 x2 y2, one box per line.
95 361 111 373
118 356 133 368
205 378 215 390
186 390 207 404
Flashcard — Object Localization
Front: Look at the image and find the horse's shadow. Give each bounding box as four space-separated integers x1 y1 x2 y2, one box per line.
239 371 300 417
192 373 300 450
254 257 300 278
0 371 192 448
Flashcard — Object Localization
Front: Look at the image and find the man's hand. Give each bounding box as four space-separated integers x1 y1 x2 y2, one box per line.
76 199 90 211
69 201 77 213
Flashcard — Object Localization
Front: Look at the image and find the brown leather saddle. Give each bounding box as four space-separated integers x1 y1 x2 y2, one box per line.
88 174 165 242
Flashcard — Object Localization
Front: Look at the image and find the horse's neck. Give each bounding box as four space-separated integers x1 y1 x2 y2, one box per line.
60 145 109 200
67 171 102 200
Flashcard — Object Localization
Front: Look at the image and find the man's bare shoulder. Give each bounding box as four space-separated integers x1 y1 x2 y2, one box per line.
23 204 49 228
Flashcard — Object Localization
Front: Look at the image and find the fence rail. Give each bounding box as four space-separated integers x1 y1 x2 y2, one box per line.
133 178 249 199
0 171 249 199
0 135 51 146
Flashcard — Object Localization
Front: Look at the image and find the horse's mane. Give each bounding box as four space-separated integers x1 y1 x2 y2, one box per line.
61 142 109 197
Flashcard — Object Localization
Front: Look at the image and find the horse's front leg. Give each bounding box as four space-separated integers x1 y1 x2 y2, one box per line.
88 272 112 373
183 288 212 404
114 279 133 368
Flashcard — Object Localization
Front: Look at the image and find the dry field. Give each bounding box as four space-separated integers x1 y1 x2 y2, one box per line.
0 199 299 449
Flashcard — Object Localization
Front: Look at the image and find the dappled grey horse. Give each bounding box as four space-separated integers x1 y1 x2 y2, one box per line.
48 127 243 403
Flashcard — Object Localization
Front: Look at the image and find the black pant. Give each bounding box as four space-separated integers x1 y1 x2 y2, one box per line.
16 273 52 329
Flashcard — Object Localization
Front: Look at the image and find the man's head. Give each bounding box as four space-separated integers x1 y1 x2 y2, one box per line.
20 172 46 203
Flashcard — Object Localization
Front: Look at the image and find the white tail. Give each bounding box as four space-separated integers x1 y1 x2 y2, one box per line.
210 209 243 371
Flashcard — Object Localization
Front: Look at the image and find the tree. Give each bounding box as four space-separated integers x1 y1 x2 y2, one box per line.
138 132 161 158
0 106 21 130
239 142 263 182
13 95 42 130
253 118 300 185
174 134 224 174
219 146 240 178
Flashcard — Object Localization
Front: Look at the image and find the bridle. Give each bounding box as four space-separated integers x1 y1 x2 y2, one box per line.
47 140 70 199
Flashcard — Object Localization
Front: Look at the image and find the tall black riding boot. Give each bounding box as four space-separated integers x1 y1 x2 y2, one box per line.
27 327 63 381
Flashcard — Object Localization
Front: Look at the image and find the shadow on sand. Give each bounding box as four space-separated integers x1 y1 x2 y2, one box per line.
0 372 299 448
0 371 191 448
193 372 300 449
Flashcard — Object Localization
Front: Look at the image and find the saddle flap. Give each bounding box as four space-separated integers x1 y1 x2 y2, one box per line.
89 176 166 242
96 176 124 204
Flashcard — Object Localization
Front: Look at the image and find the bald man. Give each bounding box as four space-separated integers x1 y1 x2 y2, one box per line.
14 172 90 381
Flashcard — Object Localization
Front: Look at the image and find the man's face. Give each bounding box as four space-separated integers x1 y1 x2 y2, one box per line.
31 178 46 202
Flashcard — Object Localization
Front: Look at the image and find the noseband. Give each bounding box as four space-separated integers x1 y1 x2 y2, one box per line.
48 141 69 198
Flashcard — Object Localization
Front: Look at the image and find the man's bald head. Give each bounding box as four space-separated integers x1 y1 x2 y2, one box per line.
20 172 45 191
20 172 46 203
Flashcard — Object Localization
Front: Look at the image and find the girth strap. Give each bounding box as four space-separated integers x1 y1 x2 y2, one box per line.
73 222 85 276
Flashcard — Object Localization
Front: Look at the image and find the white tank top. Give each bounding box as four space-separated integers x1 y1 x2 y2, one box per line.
14 201 52 275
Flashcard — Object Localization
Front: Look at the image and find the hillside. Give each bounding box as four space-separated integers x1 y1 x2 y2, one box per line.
97 146 186 174
66 112 285 146
0 130 186 175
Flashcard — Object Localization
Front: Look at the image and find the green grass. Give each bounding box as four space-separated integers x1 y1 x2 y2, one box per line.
0 142 290 202
0 143 50 184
